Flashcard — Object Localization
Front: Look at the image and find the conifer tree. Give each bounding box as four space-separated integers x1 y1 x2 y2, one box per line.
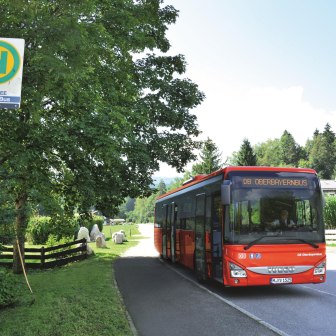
309 123 336 179
192 138 222 174
236 138 257 166
157 179 167 196
279 130 300 167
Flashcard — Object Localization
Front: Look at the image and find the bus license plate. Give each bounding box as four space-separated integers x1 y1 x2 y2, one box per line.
271 277 292 284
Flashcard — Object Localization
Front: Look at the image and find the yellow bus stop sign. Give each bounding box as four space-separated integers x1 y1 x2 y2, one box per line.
0 38 25 109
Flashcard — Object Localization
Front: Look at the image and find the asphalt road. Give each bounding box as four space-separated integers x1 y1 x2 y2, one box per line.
114 256 281 336
216 251 336 336
114 225 281 336
114 225 336 336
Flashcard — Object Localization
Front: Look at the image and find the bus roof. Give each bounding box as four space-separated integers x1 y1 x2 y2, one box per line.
156 166 317 201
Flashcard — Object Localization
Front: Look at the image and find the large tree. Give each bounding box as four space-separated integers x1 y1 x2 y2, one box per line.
309 123 336 179
0 0 204 272
254 139 282 167
191 137 222 175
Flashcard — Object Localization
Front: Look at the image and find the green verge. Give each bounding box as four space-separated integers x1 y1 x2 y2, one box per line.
0 224 141 336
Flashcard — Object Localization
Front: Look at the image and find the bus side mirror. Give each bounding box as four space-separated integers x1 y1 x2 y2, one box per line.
221 182 231 205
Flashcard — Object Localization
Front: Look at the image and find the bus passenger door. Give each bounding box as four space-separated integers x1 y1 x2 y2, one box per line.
170 202 176 262
212 194 223 282
205 195 212 278
162 204 168 259
195 193 206 281
166 204 172 259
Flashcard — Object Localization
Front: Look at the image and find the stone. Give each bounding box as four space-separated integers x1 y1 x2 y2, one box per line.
90 224 101 242
77 226 90 242
96 234 106 248
112 231 124 244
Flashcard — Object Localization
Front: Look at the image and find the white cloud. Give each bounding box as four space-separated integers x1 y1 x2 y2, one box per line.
154 86 336 177
196 85 335 155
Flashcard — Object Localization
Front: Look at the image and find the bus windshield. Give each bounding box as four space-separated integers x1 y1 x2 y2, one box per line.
224 172 325 245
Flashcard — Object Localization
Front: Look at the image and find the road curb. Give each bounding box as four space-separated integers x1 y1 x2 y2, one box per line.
113 277 139 336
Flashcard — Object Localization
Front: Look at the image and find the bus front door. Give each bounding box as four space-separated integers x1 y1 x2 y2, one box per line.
195 193 206 281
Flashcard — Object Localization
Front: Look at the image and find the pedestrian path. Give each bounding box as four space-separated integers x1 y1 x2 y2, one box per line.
121 224 159 258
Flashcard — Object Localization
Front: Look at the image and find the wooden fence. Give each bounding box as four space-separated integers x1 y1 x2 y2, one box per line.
325 229 336 245
0 238 87 269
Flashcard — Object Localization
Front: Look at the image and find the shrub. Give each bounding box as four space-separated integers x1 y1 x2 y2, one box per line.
26 214 104 244
324 196 336 229
0 267 21 308
77 215 104 235
46 235 74 259
0 222 15 244
46 235 73 248
92 215 104 232
26 216 52 244
49 215 78 241
27 215 79 244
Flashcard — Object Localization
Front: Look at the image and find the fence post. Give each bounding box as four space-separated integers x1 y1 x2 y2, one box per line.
41 246 45 270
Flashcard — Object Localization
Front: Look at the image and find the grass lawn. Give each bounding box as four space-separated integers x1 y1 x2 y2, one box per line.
0 224 141 336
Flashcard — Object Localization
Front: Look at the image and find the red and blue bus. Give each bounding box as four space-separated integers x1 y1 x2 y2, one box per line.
154 166 326 286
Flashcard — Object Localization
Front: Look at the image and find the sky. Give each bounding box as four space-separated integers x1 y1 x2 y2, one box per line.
154 0 336 177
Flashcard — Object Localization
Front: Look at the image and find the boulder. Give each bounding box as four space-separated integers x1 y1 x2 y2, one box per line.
112 232 124 244
96 234 106 248
77 226 90 242
90 224 101 242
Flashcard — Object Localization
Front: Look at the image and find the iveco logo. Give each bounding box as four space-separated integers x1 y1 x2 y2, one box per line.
268 266 295 274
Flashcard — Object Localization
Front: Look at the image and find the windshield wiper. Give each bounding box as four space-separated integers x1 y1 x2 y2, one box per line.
244 235 319 250
244 235 281 250
281 238 319 249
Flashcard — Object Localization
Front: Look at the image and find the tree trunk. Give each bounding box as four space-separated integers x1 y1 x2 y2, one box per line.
13 193 28 274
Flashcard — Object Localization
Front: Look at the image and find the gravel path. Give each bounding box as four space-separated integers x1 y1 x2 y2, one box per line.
121 224 159 258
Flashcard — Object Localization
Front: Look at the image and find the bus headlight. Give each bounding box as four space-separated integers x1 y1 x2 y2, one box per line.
313 261 326 275
229 262 247 278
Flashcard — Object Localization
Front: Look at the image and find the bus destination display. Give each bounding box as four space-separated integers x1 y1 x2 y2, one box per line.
238 177 309 188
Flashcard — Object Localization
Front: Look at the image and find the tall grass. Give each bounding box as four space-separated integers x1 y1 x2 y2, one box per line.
0 224 141 336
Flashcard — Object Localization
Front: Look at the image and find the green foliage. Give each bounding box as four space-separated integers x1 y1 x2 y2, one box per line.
280 130 301 167
49 214 78 241
254 139 282 166
192 137 222 175
0 190 15 244
117 197 135 219
0 244 137 335
309 124 336 179
77 214 104 235
0 267 21 308
0 0 203 271
157 179 167 195
236 138 257 166
324 196 336 229
250 123 336 176
131 194 157 223
26 215 80 244
92 215 104 233
45 235 73 259
0 222 15 245
26 217 52 245
46 235 72 248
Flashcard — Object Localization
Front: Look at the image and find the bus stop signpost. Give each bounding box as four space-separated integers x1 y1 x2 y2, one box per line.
0 37 25 109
